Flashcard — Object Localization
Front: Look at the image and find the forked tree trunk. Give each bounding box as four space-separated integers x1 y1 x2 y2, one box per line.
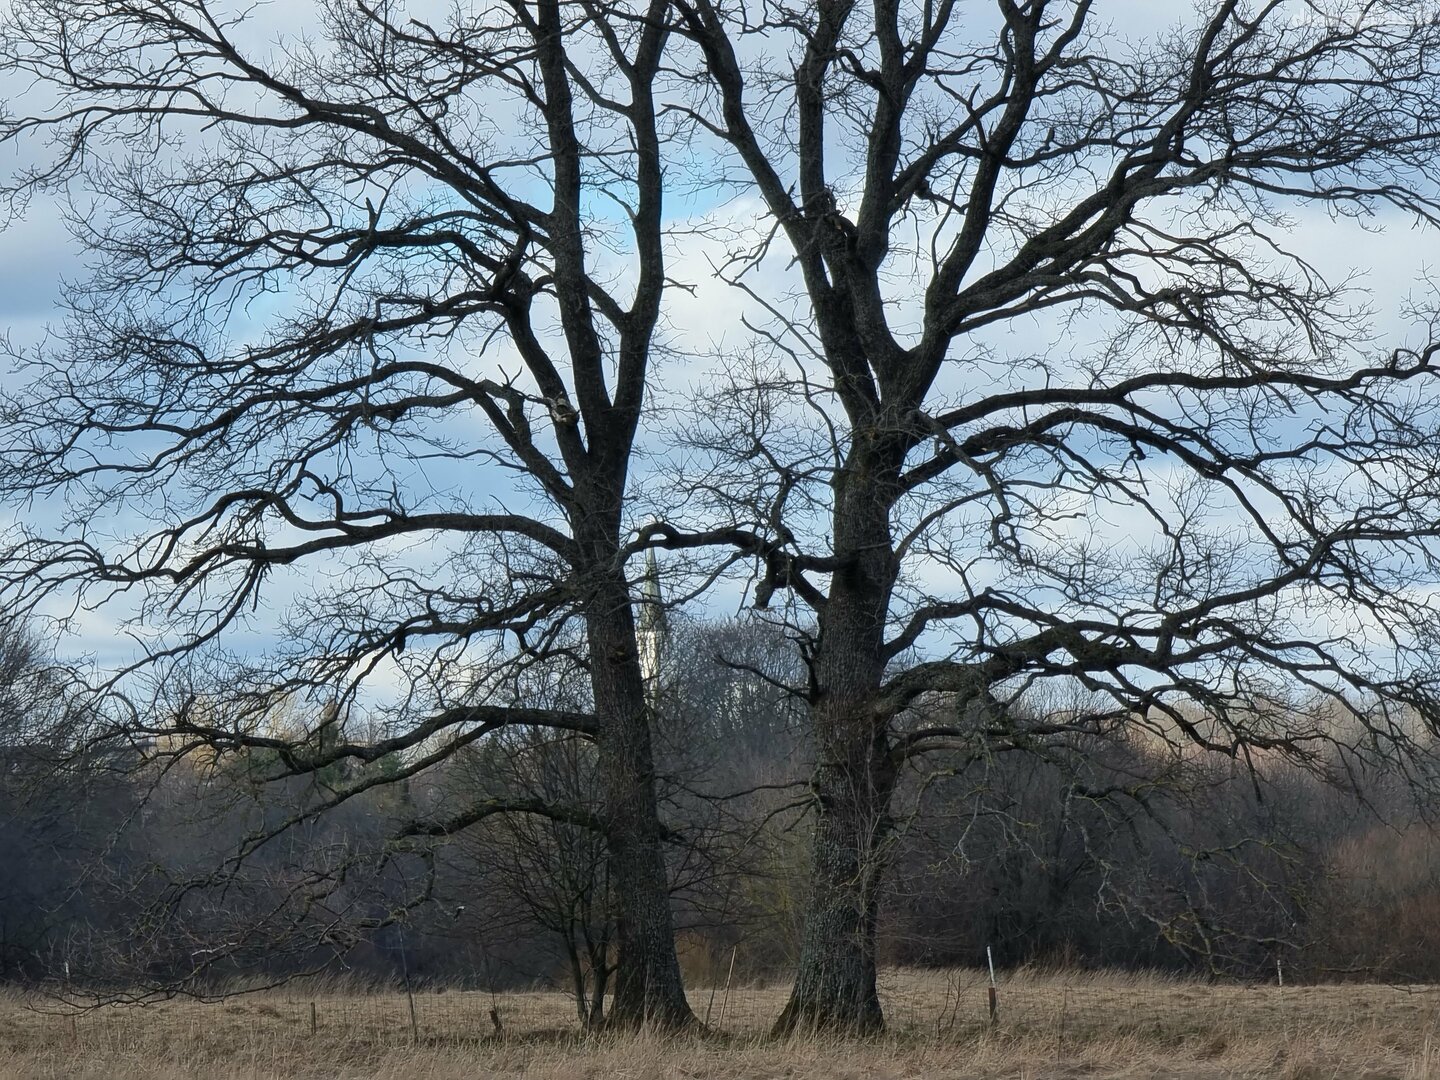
587 572 694 1030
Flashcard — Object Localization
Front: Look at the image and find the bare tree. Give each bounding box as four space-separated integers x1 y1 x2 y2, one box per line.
669 0 1440 1031
452 726 617 1028
0 0 695 1027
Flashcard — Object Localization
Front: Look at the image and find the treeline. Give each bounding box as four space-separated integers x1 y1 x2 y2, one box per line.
4 617 1437 1017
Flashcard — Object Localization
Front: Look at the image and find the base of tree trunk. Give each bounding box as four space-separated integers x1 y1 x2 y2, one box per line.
770 733 895 1037
769 857 887 1036
603 890 696 1031
603 989 696 1031
772 969 885 1035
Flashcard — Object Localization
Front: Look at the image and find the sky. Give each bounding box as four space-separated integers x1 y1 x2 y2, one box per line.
1 0 1439 704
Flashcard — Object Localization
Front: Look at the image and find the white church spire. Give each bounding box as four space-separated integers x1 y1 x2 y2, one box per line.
635 547 668 704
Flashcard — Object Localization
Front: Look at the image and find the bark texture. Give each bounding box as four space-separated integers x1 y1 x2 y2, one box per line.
772 719 896 1034
775 455 902 1033
584 534 694 1029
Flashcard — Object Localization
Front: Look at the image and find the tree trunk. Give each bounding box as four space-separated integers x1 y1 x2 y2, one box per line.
774 460 900 1034
587 570 694 1030
587 945 611 1030
772 717 896 1034
564 934 589 1026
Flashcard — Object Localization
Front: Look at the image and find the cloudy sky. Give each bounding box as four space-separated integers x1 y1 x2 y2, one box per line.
2 0 1438 692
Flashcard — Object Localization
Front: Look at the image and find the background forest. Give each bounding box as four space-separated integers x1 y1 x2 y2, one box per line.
2 610 1436 1023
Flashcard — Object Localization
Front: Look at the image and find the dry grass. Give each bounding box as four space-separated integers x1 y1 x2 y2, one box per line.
0 969 1435 1078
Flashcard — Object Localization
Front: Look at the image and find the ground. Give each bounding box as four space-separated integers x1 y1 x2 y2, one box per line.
0 968 1433 1078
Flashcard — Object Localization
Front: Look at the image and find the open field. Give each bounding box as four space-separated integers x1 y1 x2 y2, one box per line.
0 969 1436 1079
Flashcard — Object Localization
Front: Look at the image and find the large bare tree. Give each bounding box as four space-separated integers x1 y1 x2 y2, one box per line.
671 0 1440 1031
0 0 694 1027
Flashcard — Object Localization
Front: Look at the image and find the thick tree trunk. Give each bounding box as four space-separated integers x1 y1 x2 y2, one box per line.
772 717 896 1034
587 570 694 1030
774 459 901 1034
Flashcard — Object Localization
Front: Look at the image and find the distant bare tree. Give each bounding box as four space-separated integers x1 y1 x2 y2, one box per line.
453 727 616 1028
669 0 1440 1031
0 0 695 1026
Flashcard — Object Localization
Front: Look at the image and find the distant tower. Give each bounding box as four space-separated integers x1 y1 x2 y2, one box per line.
635 548 669 705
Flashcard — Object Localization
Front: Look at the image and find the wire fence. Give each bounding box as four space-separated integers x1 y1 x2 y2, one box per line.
15 969 1440 1055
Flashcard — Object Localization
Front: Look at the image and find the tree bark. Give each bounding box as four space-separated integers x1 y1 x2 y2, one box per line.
772 715 896 1034
586 566 694 1030
586 942 611 1030
774 455 901 1034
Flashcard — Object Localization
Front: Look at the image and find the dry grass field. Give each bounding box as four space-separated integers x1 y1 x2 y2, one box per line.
0 968 1435 1079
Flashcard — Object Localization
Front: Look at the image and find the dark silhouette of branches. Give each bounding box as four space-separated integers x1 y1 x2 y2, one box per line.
671 0 1440 1032
0 0 700 1027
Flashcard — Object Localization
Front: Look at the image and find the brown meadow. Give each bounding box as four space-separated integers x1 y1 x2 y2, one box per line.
0 968 1434 1079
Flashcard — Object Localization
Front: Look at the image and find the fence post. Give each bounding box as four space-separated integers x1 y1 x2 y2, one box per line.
398 925 419 1046
717 946 738 1030
987 946 998 1026
1056 984 1068 1056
